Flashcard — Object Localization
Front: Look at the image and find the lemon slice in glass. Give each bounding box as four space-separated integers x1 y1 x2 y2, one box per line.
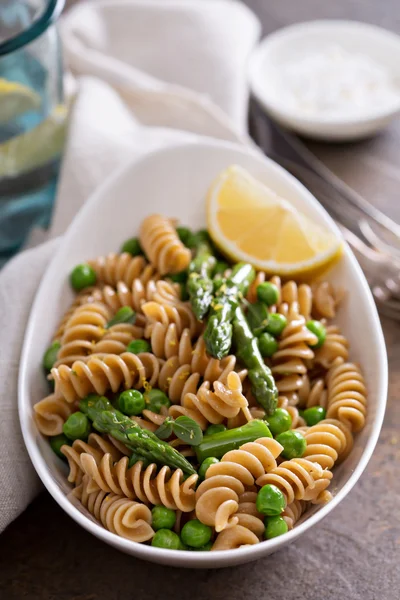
0 78 41 123
207 165 342 278
0 104 68 178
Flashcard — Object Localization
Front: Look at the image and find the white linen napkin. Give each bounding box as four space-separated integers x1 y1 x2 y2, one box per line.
0 0 260 532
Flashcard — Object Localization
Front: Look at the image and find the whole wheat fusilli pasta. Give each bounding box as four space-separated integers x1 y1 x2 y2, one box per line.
79 454 198 511
88 253 159 287
325 358 367 432
51 352 160 403
257 458 333 505
271 311 318 404
169 372 250 429
195 437 283 531
139 214 191 275
72 475 155 542
33 394 77 436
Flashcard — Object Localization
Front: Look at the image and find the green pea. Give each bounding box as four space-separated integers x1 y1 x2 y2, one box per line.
151 529 181 550
257 282 279 306
265 313 287 337
167 271 188 284
63 412 91 441
49 434 70 459
267 408 292 436
181 519 212 548
106 306 136 328
258 332 279 358
145 389 171 413
151 505 176 531
205 424 226 436
213 261 229 277
191 541 213 551
126 339 151 354
256 484 286 516
306 320 326 348
121 237 143 256
276 430 307 459
118 389 145 416
303 406 326 426
179 540 189 550
70 263 97 291
264 515 288 539
42 341 61 371
176 226 192 247
198 457 219 479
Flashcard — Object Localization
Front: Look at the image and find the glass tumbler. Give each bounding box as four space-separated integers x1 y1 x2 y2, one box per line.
0 0 65 266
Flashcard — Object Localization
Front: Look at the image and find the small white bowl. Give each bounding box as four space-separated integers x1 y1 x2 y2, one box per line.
248 20 400 141
19 140 387 567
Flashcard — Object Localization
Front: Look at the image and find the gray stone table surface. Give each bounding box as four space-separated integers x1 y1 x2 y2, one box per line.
1 1 400 599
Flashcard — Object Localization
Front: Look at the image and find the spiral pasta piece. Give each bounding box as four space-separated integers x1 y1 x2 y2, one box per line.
169 372 251 430
98 279 182 316
157 348 242 405
61 433 123 485
325 358 367 432
256 458 333 505
139 214 191 275
311 281 342 319
79 454 198 511
89 323 144 356
72 475 154 542
56 302 112 365
298 420 353 469
277 282 313 320
150 325 243 384
195 437 283 532
271 312 318 403
282 500 308 530
297 376 328 410
53 287 105 341
51 352 160 403
211 525 260 551
33 394 77 436
88 253 159 287
142 301 200 338
314 325 349 369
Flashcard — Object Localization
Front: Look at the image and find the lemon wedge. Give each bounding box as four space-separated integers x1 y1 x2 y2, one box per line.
0 104 68 178
0 78 41 123
207 165 342 278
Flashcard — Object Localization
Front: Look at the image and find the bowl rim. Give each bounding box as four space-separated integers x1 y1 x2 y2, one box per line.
18 139 388 566
248 19 400 127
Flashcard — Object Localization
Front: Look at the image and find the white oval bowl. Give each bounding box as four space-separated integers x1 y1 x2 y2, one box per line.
248 20 400 141
19 140 387 568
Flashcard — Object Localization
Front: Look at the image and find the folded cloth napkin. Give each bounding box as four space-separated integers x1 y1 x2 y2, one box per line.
0 0 260 532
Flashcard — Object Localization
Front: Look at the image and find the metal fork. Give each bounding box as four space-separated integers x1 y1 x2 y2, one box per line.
249 105 400 320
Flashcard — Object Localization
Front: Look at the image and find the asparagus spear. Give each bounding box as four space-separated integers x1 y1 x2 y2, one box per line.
232 306 278 416
187 232 216 320
204 262 255 359
246 301 269 336
195 419 271 463
79 396 196 475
